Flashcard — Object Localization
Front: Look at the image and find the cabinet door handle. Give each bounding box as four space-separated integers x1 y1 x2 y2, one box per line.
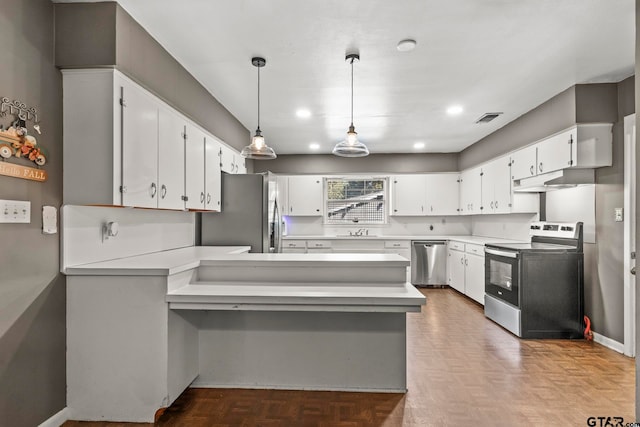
490 201 494 209
460 257 464 265
150 182 157 198
495 200 498 209
530 165 534 175
207 193 211 204
161 184 167 199
465 258 468 266
200 192 205 203
539 162 543 173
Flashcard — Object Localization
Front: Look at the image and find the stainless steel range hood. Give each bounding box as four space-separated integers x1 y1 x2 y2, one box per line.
512 168 595 192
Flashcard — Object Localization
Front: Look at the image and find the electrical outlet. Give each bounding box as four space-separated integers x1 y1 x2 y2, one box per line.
42 205 57 234
615 207 623 222
0 199 30 223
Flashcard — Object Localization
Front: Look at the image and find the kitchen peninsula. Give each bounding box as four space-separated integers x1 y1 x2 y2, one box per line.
64 246 425 422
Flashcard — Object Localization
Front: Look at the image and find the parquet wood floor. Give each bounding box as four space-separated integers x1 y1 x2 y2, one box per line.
63 288 635 427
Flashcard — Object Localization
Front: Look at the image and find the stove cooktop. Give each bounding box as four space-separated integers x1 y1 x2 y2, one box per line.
486 242 578 252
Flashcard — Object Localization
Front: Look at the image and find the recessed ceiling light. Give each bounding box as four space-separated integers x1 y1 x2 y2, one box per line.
413 142 425 149
447 105 464 115
309 143 320 150
296 109 311 119
397 39 417 52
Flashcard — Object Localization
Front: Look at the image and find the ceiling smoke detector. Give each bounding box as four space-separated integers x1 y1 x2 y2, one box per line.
475 112 503 124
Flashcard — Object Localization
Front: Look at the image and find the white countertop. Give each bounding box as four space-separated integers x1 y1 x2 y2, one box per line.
63 247 410 276
64 246 251 276
167 282 425 312
282 234 525 245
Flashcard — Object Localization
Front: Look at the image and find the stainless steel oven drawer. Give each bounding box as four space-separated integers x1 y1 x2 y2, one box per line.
485 294 521 337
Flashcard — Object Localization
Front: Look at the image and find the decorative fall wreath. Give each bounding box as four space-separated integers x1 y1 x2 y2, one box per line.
0 127 46 166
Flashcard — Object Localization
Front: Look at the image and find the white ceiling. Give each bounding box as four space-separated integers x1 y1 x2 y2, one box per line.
84 1 636 154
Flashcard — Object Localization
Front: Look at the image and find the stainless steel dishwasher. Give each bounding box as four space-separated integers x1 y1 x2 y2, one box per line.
411 240 447 286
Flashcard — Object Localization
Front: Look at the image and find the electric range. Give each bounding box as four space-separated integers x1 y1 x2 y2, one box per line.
483 221 584 339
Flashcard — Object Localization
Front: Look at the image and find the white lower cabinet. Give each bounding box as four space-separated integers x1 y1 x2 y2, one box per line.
448 246 466 294
447 241 485 305
306 240 333 253
464 252 485 304
282 240 306 253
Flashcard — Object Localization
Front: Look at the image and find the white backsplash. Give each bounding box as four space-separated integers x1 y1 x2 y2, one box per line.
61 205 195 269
471 213 539 241
283 215 472 237
284 213 537 241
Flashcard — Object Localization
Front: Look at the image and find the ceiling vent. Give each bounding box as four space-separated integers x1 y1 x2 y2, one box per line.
475 112 503 124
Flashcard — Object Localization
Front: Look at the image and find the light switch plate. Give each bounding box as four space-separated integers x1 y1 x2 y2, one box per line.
615 207 623 222
42 205 57 234
0 199 31 223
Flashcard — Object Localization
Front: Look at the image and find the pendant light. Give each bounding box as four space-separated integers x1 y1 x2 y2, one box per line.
333 53 369 157
241 57 277 160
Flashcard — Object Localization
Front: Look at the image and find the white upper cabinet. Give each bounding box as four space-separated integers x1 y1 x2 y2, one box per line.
536 127 576 174
277 175 290 216
157 107 186 210
424 174 460 215
460 167 482 215
287 175 323 216
205 137 222 211
119 76 159 209
510 145 537 181
391 175 428 216
220 144 246 174
510 124 613 181
62 69 227 212
184 123 206 210
481 157 511 214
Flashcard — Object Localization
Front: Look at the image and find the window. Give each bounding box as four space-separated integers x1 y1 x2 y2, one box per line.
325 177 388 224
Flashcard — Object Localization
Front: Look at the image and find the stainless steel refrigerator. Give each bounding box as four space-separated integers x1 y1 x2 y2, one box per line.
200 172 282 253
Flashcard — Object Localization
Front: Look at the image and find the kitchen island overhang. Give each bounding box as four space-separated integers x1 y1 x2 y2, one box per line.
64 248 425 422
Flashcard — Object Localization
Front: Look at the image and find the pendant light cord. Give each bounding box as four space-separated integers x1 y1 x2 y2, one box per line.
350 57 354 127
257 65 261 131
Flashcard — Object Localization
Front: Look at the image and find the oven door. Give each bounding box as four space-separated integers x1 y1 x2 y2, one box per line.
485 248 520 307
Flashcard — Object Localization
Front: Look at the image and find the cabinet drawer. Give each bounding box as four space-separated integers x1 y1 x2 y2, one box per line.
307 240 332 249
283 240 306 249
448 241 465 251
465 243 485 256
384 240 410 249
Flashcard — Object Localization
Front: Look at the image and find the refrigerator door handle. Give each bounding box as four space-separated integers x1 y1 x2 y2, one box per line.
273 198 282 253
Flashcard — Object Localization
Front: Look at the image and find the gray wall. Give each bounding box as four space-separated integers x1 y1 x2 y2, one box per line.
590 76 634 343
0 0 65 425
459 84 618 170
459 86 577 170
54 2 250 152
253 153 459 174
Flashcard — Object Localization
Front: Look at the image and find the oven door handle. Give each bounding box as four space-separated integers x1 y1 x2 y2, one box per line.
485 248 518 259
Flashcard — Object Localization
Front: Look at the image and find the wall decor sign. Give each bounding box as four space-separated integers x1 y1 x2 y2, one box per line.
0 97 47 182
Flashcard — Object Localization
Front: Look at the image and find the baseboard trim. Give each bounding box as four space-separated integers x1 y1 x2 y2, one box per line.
38 407 69 427
593 332 625 354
